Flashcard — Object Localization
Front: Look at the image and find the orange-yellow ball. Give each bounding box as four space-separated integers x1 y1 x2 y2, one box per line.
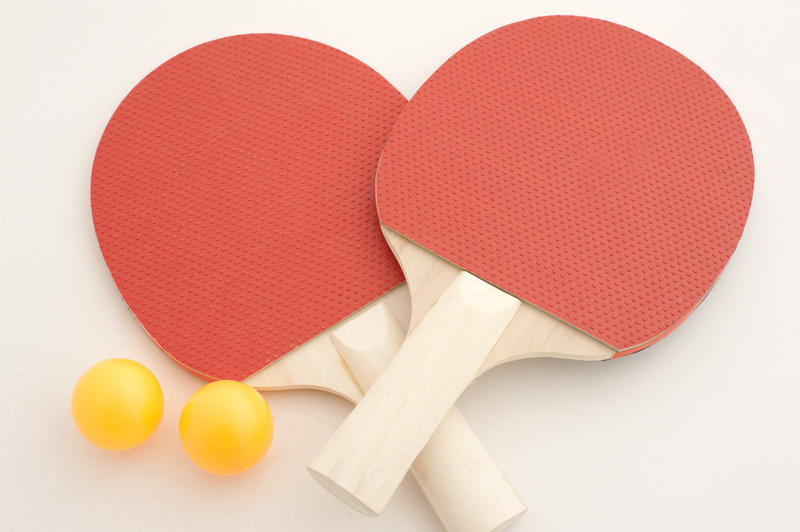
71 358 164 450
179 380 273 475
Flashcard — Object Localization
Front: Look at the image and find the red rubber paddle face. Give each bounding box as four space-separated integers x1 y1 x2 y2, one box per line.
92 35 406 380
376 16 754 352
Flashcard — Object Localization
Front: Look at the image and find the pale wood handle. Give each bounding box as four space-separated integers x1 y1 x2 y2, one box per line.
309 272 521 516
330 297 525 531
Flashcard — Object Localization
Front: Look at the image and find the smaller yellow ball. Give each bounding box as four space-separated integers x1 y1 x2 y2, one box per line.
179 380 273 475
71 358 164 450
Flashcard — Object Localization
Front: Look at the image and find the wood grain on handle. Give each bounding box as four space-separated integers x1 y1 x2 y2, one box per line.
309 272 521 516
330 295 525 531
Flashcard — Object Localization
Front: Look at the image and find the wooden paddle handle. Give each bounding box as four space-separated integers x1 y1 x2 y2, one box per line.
310 272 521 517
329 296 525 531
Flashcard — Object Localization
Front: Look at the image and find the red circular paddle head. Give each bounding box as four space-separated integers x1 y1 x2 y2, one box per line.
92 35 406 380
376 16 754 353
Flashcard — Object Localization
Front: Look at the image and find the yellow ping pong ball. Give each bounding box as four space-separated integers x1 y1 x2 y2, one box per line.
179 380 274 475
71 358 164 450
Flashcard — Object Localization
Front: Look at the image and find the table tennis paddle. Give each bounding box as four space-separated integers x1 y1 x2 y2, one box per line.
90 34 525 531
309 16 755 515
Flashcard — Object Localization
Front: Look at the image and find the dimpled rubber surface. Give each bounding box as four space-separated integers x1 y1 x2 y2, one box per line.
92 35 406 380
377 16 754 351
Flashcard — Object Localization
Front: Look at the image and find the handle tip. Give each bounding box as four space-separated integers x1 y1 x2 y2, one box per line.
307 464 381 516
490 508 527 532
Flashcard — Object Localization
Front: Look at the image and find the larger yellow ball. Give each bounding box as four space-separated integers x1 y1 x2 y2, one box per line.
71 358 164 450
179 380 273 475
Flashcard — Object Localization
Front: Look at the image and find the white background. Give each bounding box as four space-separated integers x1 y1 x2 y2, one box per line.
2 0 799 530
